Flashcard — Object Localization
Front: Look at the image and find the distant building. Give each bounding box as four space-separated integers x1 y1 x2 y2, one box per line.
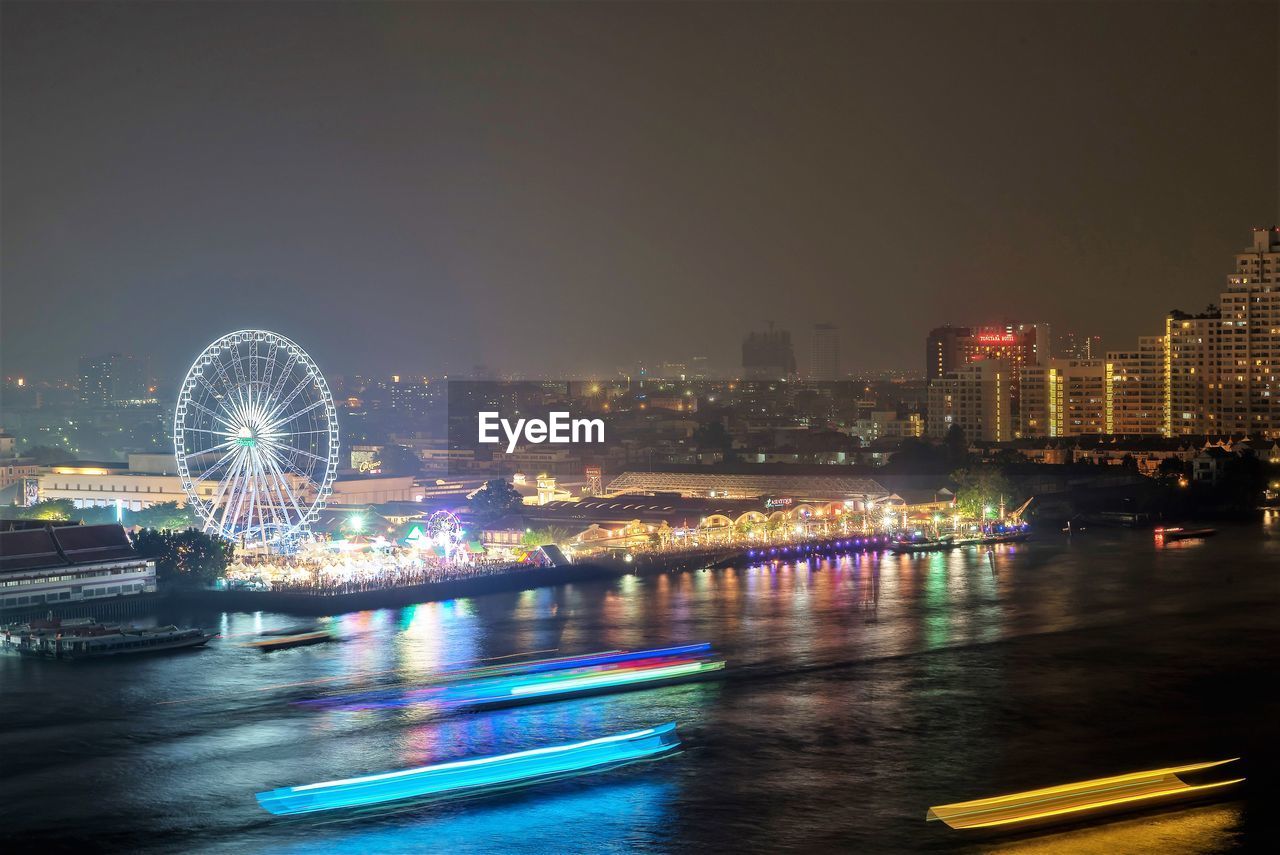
742 325 797 380
77 353 148 408
1104 227 1280 439
1056 332 1103 361
808 323 840 381
603 465 890 505
37 455 414 511
926 360 1011 442
1164 312 1217 436
1021 359 1107 437
1105 337 1165 436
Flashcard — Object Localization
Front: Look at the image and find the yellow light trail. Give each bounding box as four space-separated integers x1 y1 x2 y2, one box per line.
927 759 1243 830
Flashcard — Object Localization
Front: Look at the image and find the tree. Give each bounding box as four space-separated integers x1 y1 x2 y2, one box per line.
129 501 197 531
16 445 73 465
15 499 76 521
944 424 969 465
951 466 1017 520
1157 456 1187 481
469 478 524 524
132 528 233 586
691 421 733 452
521 525 572 547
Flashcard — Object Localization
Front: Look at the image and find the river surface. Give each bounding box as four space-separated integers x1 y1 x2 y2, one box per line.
3 524 1279 853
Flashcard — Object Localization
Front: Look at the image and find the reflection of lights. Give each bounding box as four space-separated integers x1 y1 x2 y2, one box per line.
256 723 682 815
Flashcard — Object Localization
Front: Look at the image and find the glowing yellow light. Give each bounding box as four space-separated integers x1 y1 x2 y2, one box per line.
926 758 1243 830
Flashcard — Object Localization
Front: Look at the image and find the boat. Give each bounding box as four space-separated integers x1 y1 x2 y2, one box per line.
890 535 958 555
1156 526 1218 542
978 531 1031 546
2 616 212 659
299 643 726 712
255 722 682 815
926 758 1243 832
246 630 336 652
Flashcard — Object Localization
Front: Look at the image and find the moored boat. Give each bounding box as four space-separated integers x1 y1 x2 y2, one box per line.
2 617 212 659
891 535 958 554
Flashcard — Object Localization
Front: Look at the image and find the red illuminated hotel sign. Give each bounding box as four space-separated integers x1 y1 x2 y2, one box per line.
974 332 1020 345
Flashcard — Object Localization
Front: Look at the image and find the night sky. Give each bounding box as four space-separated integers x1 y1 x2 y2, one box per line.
2 1 1276 382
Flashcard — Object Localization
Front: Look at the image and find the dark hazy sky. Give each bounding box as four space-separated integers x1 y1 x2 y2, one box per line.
2 1 1277 383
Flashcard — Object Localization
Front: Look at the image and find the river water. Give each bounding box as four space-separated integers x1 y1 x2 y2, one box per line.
2 523 1278 853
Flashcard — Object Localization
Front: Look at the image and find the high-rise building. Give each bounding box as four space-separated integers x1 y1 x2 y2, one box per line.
1217 228 1280 436
926 360 1011 442
1101 227 1280 439
1105 337 1164 436
808 323 840 381
1056 331 1103 361
77 353 146 407
1164 312 1217 436
924 322 1049 433
742 325 797 380
1021 359 1107 437
926 325 970 380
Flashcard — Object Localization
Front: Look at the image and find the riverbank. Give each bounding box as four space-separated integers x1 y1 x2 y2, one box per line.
3 534 893 621
171 534 896 615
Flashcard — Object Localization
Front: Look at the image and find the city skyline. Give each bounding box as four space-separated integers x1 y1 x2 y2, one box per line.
2 2 1277 381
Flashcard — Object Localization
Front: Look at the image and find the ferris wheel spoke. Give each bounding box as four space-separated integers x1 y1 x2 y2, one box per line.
211 450 248 535
224 454 257 537
202 353 245 419
263 441 328 466
260 448 308 530
226 344 252 414
263 374 317 425
258 465 292 538
184 398 238 433
191 375 239 424
192 447 240 486
263 352 302 419
185 434 240 456
270 396 329 427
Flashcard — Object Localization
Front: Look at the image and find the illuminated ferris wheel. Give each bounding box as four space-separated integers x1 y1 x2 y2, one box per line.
173 330 339 549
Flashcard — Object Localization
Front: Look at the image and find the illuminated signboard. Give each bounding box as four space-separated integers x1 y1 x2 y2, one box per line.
974 333 1020 345
764 497 792 509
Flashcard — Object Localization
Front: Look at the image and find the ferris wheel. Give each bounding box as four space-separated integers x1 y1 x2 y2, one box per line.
174 330 339 549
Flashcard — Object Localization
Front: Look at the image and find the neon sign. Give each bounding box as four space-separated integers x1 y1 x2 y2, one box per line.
975 333 1020 345
764 498 792 509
